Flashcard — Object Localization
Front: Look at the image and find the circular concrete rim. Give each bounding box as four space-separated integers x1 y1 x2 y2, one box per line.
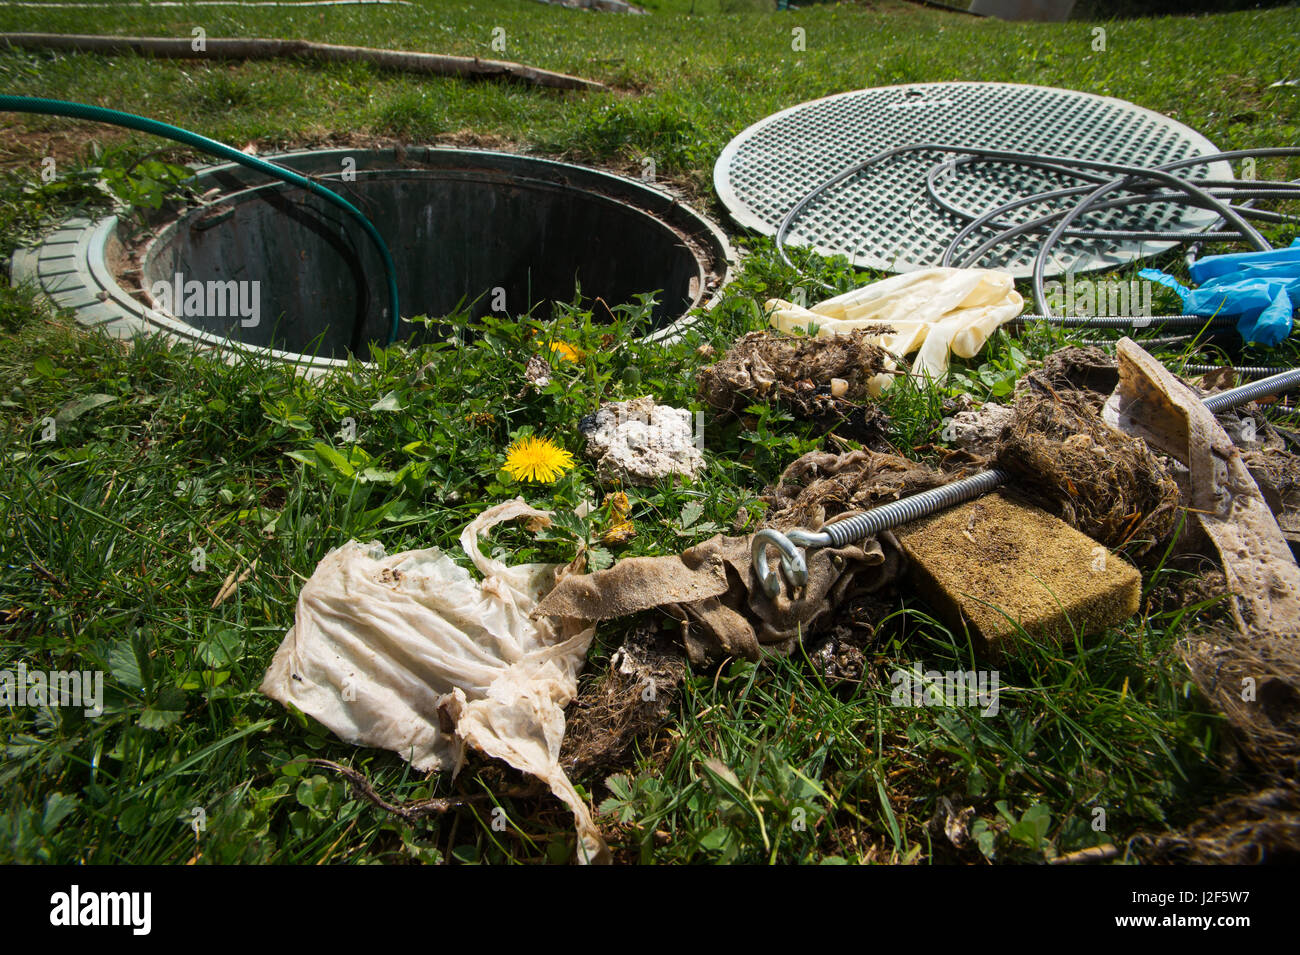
12 147 735 372
713 81 1233 278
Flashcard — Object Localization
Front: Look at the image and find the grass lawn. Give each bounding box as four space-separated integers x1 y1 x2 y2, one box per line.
1 0 1299 864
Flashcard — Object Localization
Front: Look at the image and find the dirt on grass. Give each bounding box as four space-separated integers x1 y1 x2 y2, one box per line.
0 119 132 172
560 624 686 779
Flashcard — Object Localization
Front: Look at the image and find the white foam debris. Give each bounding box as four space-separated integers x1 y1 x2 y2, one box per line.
579 396 704 485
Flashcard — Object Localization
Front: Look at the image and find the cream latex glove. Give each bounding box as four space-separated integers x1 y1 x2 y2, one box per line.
766 268 1024 393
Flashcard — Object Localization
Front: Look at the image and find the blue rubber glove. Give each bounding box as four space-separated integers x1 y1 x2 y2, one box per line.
1139 239 1300 346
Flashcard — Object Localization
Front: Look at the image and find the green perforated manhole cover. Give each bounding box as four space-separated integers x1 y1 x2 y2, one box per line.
714 82 1233 278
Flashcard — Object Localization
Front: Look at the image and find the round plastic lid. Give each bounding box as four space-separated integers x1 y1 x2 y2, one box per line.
714 82 1233 278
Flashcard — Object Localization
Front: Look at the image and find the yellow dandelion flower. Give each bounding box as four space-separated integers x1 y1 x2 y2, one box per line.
599 519 636 546
598 492 635 545
503 435 575 484
549 341 584 363
604 491 631 521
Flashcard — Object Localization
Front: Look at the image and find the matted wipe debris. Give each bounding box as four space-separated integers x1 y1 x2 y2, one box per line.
1104 338 1300 636
761 447 972 533
560 624 686 777
1101 340 1300 793
260 499 608 864
1094 339 1300 862
536 448 975 665
946 402 1015 458
534 531 898 665
1145 788 1300 864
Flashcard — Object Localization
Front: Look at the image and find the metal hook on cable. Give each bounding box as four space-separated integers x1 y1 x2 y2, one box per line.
750 527 829 598
751 469 1010 599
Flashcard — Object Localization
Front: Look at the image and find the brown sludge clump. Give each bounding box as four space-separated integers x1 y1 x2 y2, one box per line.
697 328 893 413
697 329 895 443
997 374 1180 554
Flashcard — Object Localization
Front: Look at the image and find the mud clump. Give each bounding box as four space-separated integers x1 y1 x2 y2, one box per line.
1035 345 1120 402
804 594 893 682
579 396 705 486
946 403 1015 457
1146 567 1235 626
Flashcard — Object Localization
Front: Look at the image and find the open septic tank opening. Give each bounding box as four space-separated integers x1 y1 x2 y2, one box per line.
16 148 732 369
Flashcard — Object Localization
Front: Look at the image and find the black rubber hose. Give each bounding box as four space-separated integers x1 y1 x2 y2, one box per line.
952 172 1271 276
1033 177 1151 316
770 144 1298 345
946 190 1296 269
1009 314 1234 328
940 154 1300 268
933 174 1299 247
927 156 1300 240
1025 169 1282 318
947 190 1244 259
775 143 1292 276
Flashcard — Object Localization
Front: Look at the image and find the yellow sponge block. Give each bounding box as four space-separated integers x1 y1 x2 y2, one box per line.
893 491 1141 659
